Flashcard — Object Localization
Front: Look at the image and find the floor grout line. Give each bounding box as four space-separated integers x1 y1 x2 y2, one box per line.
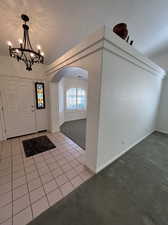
32 155 50 211
18 137 34 221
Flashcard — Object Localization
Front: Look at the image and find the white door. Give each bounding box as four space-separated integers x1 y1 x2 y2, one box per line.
3 79 36 138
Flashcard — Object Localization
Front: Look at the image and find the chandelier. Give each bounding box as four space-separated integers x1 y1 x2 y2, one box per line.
7 14 44 71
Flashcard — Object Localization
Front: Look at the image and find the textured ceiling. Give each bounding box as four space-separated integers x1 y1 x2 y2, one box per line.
0 0 168 64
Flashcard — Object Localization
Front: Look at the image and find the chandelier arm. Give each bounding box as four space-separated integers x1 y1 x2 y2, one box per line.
23 29 27 49
7 14 44 71
26 30 33 50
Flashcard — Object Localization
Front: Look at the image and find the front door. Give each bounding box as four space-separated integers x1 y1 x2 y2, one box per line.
3 79 36 138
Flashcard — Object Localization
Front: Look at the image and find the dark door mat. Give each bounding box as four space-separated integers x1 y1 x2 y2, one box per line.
22 135 56 157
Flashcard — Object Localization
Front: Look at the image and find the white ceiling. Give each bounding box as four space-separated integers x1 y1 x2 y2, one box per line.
0 0 168 64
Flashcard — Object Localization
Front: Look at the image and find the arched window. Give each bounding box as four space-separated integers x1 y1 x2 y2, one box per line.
66 88 86 110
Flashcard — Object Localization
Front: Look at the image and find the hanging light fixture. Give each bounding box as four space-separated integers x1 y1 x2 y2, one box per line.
7 14 44 71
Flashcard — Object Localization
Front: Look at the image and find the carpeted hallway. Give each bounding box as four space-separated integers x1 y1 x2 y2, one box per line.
28 131 168 225
60 119 86 149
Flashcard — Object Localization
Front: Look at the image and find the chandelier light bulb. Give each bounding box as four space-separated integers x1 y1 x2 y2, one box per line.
37 45 41 50
7 41 12 47
16 49 19 53
30 53 34 58
41 52 44 56
18 39 23 44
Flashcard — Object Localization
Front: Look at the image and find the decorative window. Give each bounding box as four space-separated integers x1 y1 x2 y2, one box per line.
35 82 45 109
66 88 86 110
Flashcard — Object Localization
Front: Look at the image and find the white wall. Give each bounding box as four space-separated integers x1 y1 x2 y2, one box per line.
63 77 88 122
58 78 65 126
49 82 59 133
96 49 163 172
156 76 168 133
0 56 46 79
47 26 165 173
150 53 168 72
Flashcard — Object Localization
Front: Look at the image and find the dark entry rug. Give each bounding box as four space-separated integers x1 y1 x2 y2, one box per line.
23 135 55 157
60 119 86 149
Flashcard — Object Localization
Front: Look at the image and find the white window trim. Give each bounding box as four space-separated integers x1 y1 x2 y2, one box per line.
66 88 87 111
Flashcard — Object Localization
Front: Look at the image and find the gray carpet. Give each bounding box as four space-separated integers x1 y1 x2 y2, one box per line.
60 119 86 149
28 131 168 225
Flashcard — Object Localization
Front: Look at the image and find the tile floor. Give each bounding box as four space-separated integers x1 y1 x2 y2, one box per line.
0 132 93 225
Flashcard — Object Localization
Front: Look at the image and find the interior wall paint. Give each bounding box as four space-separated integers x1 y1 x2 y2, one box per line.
150 53 168 72
58 78 65 126
0 56 46 80
48 49 103 172
48 82 60 133
47 26 165 173
96 49 163 172
63 77 88 122
156 76 168 133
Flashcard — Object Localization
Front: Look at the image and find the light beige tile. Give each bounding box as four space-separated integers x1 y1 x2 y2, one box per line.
52 168 63 178
25 165 36 174
13 170 25 180
44 180 58 194
47 188 62 206
13 207 32 225
56 174 68 186
65 168 78 180
13 176 26 189
0 174 11 186
13 184 28 201
32 196 49 218
28 178 42 192
38 166 50 176
13 194 30 215
80 170 93 181
30 187 45 204
71 176 83 188
0 182 12 195
74 164 85 173
48 162 59 171
41 173 53 184
1 218 12 225
0 191 12 207
0 132 86 224
60 182 74 197
61 164 72 172
26 170 39 182
0 203 12 223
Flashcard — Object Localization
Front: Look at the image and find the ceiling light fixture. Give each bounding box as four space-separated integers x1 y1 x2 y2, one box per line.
7 14 44 71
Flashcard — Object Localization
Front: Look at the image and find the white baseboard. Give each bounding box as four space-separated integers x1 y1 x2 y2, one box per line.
155 128 168 134
96 130 154 173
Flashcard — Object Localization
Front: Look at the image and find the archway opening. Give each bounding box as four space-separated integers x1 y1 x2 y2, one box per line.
50 66 88 153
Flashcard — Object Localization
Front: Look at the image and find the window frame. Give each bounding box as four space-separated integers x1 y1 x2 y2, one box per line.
35 82 45 110
66 88 86 111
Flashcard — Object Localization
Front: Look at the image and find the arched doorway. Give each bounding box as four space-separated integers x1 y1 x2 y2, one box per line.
52 67 88 150
48 46 103 173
